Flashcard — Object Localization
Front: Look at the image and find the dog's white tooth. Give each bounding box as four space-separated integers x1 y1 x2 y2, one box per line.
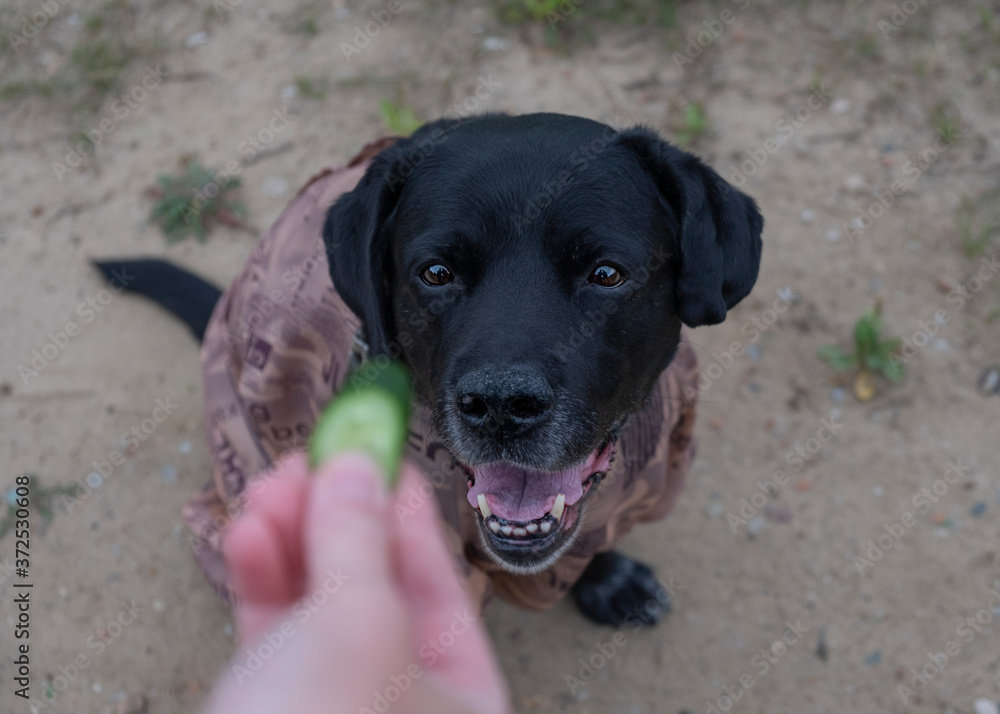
540 521 552 533
513 527 527 537
489 520 501 533
526 523 539 533
477 494 492 519
501 525 514 536
551 493 565 520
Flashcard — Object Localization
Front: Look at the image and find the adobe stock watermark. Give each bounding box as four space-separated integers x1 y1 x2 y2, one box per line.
382 73 503 194
393 464 454 523
852 459 971 575
886 255 1000 370
7 0 59 53
552 245 673 362
57 397 180 516
17 599 142 706
184 106 294 225
508 112 636 234
691 290 793 395
17 266 135 385
726 82 832 187
705 619 810 713
844 131 955 243
565 576 682 695
221 241 337 350
896 588 1000 705
671 0 751 72
878 0 929 40
340 0 403 62
726 411 844 534
231 568 351 684
51 66 167 181
362 609 479 713
544 0 587 28
191 450 304 549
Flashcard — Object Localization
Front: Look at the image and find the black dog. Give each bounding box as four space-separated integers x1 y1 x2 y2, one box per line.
99 112 762 625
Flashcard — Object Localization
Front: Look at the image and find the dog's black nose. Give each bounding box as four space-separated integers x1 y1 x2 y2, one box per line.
455 367 553 434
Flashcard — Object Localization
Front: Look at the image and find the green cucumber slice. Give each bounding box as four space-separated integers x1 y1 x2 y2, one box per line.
308 361 412 486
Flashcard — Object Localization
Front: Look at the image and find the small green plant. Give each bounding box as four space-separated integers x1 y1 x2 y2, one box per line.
956 189 1000 258
930 101 961 144
0 79 55 101
670 103 709 146
284 3 322 36
379 99 422 136
0 475 82 539
520 0 563 21
148 162 247 242
295 75 327 99
818 304 903 398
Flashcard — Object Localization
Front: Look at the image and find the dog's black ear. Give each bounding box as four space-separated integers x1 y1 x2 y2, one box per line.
323 142 409 356
324 117 490 354
616 127 763 327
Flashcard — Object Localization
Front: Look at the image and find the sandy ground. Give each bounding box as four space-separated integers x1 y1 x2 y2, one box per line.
2 0 1000 712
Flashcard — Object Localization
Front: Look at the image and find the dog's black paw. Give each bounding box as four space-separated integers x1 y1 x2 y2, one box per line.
571 550 671 627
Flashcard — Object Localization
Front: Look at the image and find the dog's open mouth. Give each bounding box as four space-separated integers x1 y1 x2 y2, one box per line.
461 439 615 568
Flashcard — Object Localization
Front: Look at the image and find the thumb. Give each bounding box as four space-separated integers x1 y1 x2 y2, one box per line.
304 451 394 595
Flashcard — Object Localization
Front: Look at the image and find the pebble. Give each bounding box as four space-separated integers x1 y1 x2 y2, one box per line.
747 344 761 362
800 209 815 224
795 479 812 492
186 31 208 47
830 98 851 116
747 381 762 394
482 36 510 51
971 501 987 517
747 517 765 538
763 505 793 523
87 472 103 489
864 650 882 666
825 227 841 241
831 388 845 403
873 485 884 496
161 465 177 482
115 693 148 714
776 286 800 304
977 366 1000 395
973 698 999 714
152 599 165 612
179 441 192 454
281 84 299 100
843 174 867 192
262 176 289 198
934 338 950 351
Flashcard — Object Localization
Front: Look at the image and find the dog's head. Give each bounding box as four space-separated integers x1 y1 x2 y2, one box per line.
325 113 762 573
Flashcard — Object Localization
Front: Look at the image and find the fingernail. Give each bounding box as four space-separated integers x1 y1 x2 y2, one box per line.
316 451 386 508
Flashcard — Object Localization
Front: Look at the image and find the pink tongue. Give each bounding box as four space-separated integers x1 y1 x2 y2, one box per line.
466 447 609 522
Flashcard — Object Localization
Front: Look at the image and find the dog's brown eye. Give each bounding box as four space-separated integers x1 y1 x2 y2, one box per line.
589 265 625 288
421 264 454 286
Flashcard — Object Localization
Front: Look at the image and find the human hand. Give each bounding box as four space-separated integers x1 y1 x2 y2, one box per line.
203 451 510 714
